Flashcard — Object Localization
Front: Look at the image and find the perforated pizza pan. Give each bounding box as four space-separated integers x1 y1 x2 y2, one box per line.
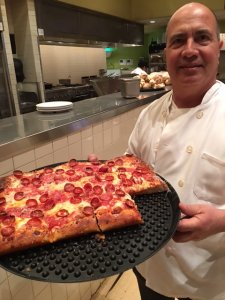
0 180 180 283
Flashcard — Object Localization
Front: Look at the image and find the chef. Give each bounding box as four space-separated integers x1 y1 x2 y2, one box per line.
131 59 148 75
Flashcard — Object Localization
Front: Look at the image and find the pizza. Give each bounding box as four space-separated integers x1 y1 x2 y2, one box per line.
0 154 168 255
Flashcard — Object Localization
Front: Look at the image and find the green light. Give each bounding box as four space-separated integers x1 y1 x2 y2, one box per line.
105 48 113 52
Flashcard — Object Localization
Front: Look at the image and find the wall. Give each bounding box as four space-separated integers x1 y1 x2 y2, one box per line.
40 45 106 85
0 104 147 300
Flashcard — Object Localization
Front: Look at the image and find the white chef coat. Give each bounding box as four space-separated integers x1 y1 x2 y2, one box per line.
127 80 225 300
131 67 147 75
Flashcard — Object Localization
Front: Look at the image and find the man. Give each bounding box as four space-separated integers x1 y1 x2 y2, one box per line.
131 58 148 75
127 2 225 300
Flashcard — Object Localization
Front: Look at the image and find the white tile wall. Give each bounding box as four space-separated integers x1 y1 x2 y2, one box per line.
0 105 148 300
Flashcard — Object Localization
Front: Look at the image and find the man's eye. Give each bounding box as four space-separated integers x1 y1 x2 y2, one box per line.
196 34 210 43
170 38 184 47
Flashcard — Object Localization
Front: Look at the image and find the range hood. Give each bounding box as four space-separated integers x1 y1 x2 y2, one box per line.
35 0 144 48
38 32 142 48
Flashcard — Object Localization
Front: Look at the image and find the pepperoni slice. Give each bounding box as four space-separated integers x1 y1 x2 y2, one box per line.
66 169 75 176
0 210 7 218
2 215 15 225
105 183 115 193
44 199 55 210
1 226 15 237
132 176 143 184
30 209 44 218
70 196 82 204
55 168 64 174
69 159 77 167
44 167 53 174
111 206 122 214
125 199 135 208
117 167 126 172
105 175 114 181
100 193 113 202
31 178 41 187
115 189 126 197
93 185 103 195
122 179 133 187
83 206 94 216
14 192 24 201
69 174 81 182
13 170 23 178
83 183 92 193
26 199 38 208
118 173 127 179
94 173 102 182
21 178 30 186
39 193 49 203
56 209 69 217
26 217 42 227
73 187 83 195
0 197 6 206
90 197 101 208
107 161 115 167
64 183 75 192
132 171 142 177
54 174 64 182
99 165 109 173
115 158 123 166
84 167 94 176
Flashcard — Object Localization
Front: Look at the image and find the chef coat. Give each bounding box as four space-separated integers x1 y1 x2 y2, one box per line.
127 81 225 300
131 67 147 76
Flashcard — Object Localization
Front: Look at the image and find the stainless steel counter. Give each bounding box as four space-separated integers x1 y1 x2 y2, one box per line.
0 89 169 161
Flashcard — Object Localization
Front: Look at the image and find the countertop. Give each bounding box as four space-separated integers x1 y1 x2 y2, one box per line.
0 89 170 161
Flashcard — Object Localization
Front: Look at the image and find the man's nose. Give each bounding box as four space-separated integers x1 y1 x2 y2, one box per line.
182 39 198 57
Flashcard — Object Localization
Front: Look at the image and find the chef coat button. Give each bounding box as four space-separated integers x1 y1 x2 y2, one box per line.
196 111 203 119
178 180 184 187
186 145 193 153
162 111 167 118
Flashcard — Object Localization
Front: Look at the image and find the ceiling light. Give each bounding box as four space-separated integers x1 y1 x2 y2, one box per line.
149 20 156 24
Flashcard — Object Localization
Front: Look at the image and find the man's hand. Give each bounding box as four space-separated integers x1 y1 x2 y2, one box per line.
173 202 225 243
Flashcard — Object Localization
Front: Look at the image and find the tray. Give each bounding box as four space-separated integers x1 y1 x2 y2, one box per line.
0 178 180 283
140 87 165 92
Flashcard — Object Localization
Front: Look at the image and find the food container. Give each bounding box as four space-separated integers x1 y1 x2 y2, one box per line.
120 78 140 98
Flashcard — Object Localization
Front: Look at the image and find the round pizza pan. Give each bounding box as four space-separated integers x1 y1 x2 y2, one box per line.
0 183 180 283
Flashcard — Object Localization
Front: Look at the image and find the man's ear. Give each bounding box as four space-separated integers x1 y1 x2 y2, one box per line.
219 40 223 50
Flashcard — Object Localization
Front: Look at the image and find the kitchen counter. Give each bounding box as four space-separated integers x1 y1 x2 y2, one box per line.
0 89 170 161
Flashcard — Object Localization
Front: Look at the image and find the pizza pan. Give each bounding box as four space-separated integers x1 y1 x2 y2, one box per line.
0 165 180 283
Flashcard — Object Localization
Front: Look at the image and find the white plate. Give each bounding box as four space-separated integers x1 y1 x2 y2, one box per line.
36 101 73 112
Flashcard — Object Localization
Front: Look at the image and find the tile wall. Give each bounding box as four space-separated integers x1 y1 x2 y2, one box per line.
0 105 147 300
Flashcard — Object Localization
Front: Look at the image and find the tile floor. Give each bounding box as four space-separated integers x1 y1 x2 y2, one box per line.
91 270 141 300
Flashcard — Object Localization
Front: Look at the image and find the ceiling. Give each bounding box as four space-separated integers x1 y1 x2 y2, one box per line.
140 9 225 33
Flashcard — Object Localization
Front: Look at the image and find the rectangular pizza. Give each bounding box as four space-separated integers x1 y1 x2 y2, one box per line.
0 154 168 255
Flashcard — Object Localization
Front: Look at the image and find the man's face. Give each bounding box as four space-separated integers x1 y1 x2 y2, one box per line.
164 5 222 90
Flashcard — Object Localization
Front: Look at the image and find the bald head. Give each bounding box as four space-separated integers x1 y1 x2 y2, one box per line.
166 2 220 41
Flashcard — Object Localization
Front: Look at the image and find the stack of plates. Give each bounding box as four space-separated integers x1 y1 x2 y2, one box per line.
36 101 73 113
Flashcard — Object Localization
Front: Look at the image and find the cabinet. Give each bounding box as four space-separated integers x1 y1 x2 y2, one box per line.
35 0 144 45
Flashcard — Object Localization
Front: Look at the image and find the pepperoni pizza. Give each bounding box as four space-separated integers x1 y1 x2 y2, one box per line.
0 154 168 255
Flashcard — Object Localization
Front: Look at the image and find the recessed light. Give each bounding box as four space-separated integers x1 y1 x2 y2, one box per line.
149 20 156 24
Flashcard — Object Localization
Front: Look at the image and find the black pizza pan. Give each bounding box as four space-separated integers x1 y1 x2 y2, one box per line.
0 164 180 283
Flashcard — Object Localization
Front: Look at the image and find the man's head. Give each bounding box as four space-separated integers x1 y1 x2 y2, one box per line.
138 59 148 71
164 2 223 103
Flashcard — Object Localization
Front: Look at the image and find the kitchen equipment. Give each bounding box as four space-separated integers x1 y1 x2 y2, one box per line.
59 79 71 86
91 78 121 96
120 78 140 98
0 166 180 283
